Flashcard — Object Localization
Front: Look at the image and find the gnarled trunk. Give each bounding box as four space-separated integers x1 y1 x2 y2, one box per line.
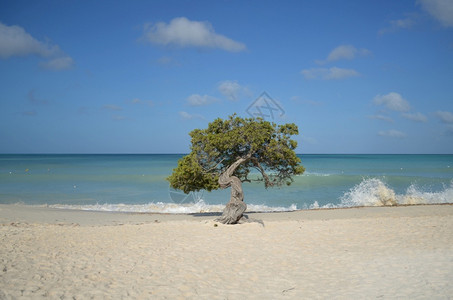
215 156 249 224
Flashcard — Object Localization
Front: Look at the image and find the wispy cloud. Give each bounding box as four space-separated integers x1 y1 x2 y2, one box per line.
379 0 453 34
301 67 360 80
373 92 411 112
378 129 407 138
218 80 249 101
129 98 153 106
418 0 453 27
187 94 219 106
103 104 123 111
21 110 37 117
369 114 394 123
156 56 180 66
0 22 74 70
316 45 371 65
390 18 416 29
402 112 428 122
112 115 127 121
142 17 246 52
436 110 453 123
179 111 205 120
40 56 74 70
28 89 49 105
379 15 417 35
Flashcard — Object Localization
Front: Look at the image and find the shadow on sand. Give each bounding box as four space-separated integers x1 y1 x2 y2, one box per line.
189 212 265 226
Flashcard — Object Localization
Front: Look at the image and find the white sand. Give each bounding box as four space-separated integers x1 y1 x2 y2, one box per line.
1 204 452 299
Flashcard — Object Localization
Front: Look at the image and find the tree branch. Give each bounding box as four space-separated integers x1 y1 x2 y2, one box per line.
201 157 226 173
251 157 274 188
218 153 252 188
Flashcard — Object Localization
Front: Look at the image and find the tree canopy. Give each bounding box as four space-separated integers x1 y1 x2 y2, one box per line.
167 114 305 194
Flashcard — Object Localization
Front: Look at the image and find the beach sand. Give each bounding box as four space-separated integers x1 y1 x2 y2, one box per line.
1 204 452 299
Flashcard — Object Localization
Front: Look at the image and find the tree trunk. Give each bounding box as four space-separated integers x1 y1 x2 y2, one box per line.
215 156 249 224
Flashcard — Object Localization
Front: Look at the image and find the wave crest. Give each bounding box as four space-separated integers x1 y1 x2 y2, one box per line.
43 178 453 213
338 178 453 208
48 200 298 214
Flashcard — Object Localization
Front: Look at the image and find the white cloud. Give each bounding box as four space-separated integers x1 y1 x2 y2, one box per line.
402 112 428 122
369 114 394 122
0 22 58 58
326 67 361 80
301 67 360 80
436 110 453 123
379 16 417 35
378 129 407 138
390 18 417 29
142 17 246 52
301 68 319 80
0 22 74 70
40 56 74 70
187 94 219 106
327 45 357 61
373 92 411 112
179 111 205 120
316 45 371 64
218 80 245 101
418 0 453 27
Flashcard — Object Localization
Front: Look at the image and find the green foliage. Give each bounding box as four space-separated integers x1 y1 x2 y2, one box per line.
166 152 219 194
167 114 305 193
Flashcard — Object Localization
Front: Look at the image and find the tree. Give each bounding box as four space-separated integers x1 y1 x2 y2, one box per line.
167 114 305 224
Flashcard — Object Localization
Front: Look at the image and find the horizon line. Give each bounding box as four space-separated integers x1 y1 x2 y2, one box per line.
1 153 452 155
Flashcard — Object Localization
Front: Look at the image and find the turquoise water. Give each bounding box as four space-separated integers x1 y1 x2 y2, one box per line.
0 154 452 213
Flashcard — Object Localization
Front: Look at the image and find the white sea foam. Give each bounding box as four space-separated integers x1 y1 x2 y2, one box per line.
44 178 453 213
307 201 337 209
48 200 298 214
338 178 453 208
400 183 453 205
340 178 398 207
302 172 332 177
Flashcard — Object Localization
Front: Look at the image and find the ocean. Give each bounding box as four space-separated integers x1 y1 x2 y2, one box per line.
0 154 452 213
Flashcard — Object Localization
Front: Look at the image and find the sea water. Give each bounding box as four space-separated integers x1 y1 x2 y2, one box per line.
0 154 452 213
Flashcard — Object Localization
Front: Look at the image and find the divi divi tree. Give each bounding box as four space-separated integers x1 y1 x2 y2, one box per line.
167 114 305 224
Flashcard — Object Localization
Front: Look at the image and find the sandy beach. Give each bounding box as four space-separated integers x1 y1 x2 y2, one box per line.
1 204 452 299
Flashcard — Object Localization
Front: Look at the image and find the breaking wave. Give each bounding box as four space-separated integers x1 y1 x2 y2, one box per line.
309 178 453 209
43 178 453 213
48 200 298 214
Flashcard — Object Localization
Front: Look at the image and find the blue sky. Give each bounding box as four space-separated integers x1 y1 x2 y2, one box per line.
1 0 452 154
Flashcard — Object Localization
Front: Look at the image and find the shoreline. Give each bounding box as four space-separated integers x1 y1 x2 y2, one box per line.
1 204 452 298
0 203 452 226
